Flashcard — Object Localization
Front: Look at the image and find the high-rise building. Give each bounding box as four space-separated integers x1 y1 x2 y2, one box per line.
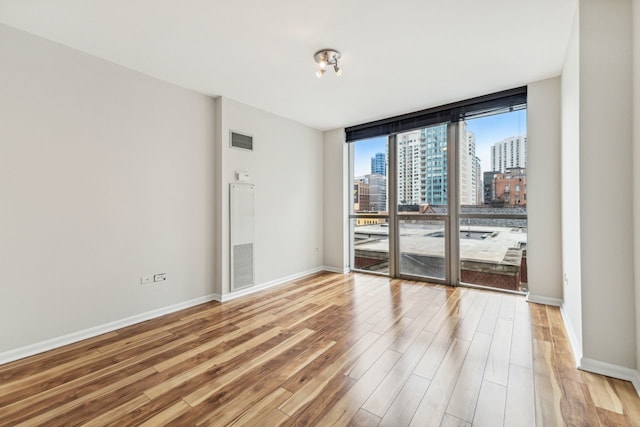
460 126 476 205
396 123 478 207
423 125 449 206
475 156 483 205
370 152 386 176
490 136 527 172
397 130 422 205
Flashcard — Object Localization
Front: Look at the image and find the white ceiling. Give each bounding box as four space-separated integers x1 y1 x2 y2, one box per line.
0 0 577 130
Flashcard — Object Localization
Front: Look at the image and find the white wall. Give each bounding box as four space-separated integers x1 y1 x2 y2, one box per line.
215 97 324 296
579 0 635 369
0 24 216 354
633 0 640 375
527 77 563 303
561 0 637 371
561 6 584 359
322 128 349 272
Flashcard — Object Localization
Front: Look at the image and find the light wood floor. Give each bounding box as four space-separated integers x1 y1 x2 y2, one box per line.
1 272 640 426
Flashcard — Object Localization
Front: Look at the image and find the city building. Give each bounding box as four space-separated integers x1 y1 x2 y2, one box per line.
490 135 527 172
483 170 496 205
475 156 483 205
370 152 386 176
396 124 478 207
367 173 387 211
489 168 527 206
353 178 370 212
459 125 477 205
397 130 422 205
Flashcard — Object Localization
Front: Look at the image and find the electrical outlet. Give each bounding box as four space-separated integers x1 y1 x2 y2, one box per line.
140 276 153 284
154 273 166 282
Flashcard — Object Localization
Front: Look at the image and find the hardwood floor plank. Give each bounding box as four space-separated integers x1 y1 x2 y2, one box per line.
0 332 118 382
2 272 638 426
585 372 625 414
379 374 430 427
183 328 315 406
476 292 502 335
143 326 285 400
510 298 533 369
280 372 357 426
345 317 412 380
611 379 640 427
484 318 513 386
559 377 600 427
597 407 633 427
137 400 190 427
227 387 293 426
0 333 197 423
440 413 472 427
349 409 382 427
498 294 516 321
413 315 463 380
79 394 150 427
454 292 489 341
504 364 536 427
319 349 401 425
279 330 379 416
445 332 492 422
471 380 506 427
362 331 435 417
409 338 471 427
13 367 157 426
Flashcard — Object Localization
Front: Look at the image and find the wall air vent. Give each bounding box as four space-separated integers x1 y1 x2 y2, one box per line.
230 131 253 151
230 183 255 291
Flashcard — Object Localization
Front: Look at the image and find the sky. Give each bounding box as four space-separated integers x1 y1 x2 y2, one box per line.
353 109 527 177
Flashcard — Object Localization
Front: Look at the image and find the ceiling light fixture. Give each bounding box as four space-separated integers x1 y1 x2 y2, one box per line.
314 49 342 79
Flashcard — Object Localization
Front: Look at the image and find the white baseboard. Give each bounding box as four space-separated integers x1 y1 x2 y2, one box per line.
557 305 640 396
560 304 582 366
526 294 563 307
579 358 640 397
217 266 326 302
0 293 219 366
322 265 350 274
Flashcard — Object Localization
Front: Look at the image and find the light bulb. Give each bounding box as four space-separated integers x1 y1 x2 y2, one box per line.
319 59 327 69
316 68 325 79
334 65 342 76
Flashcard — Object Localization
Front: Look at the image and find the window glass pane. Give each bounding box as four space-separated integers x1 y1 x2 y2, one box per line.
350 136 389 273
396 124 448 215
353 137 388 213
398 219 445 280
351 218 389 273
459 109 528 292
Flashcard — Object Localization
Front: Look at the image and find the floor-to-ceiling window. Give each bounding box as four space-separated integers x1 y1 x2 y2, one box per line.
347 87 528 293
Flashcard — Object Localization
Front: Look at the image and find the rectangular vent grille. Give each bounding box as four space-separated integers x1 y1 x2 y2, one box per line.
231 131 253 151
232 243 254 290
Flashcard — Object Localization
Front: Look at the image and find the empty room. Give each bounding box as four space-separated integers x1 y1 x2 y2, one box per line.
2 0 640 425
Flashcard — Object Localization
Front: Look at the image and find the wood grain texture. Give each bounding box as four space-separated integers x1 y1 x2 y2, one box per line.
0 272 638 426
